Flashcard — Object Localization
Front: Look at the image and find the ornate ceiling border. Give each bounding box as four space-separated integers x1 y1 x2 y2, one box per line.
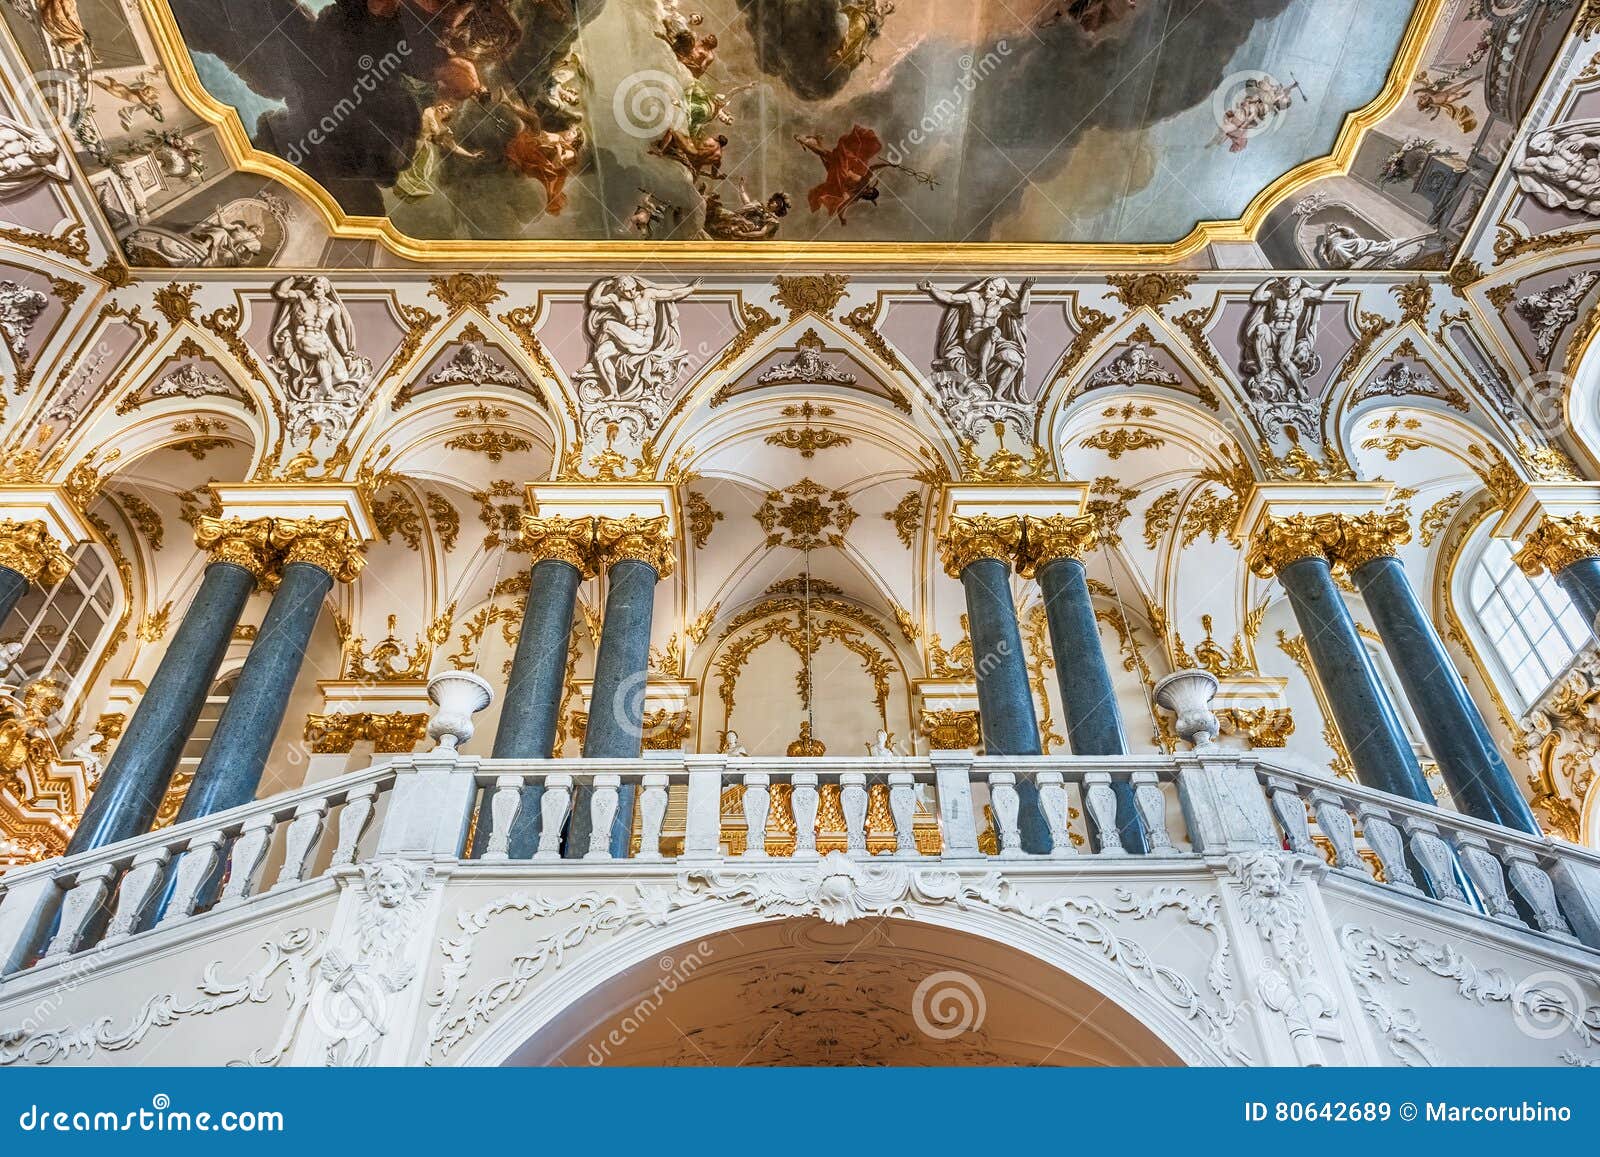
137 0 1453 267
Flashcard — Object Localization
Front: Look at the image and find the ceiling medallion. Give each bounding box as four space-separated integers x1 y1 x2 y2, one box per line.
754 479 857 551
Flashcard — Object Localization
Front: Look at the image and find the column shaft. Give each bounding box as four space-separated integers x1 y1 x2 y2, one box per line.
569 557 657 857
0 565 27 631
472 557 581 858
176 561 332 822
1555 558 1600 638
69 561 255 850
1036 556 1143 852
1354 555 1538 833
1278 555 1434 803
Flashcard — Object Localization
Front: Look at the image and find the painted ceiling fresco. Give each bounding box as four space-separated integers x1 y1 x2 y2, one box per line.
158 0 1423 245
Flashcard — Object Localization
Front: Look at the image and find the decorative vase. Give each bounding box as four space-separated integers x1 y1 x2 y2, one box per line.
1153 668 1220 749
426 670 494 751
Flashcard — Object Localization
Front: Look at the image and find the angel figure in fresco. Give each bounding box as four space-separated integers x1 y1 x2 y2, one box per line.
677 80 755 139
1210 75 1303 153
650 127 727 180
393 90 485 201
620 189 681 237
34 0 87 50
1238 276 1345 403
831 0 895 70
698 177 789 241
655 6 718 78
795 126 936 225
92 74 164 130
573 276 699 403
919 277 1034 403
1411 69 1478 134
499 88 585 214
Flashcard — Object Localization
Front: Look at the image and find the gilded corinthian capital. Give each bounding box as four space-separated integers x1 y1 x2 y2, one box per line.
595 514 675 576
938 514 1022 577
269 517 366 583
1513 513 1600 577
192 516 274 583
1325 508 1412 574
1245 514 1344 578
1017 513 1098 577
0 519 71 586
520 514 598 576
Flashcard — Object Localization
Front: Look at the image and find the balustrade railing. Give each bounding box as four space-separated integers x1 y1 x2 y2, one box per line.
1 750 1594 984
1256 765 1600 947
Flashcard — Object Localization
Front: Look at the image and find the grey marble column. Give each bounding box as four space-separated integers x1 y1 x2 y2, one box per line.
1555 558 1600 639
1514 518 1600 642
569 516 671 859
473 526 589 858
70 553 259 851
1351 551 1539 833
1272 549 1434 804
941 517 1048 851
0 565 27 632
1030 542 1145 853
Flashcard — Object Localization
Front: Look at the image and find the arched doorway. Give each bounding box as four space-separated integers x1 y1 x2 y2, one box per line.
498 918 1185 1066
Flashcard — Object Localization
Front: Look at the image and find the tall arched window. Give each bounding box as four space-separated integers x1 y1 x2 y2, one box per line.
0 542 119 699
1463 534 1589 708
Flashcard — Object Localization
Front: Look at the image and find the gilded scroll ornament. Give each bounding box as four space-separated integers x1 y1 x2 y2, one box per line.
938 514 1022 577
1245 514 1345 578
0 519 71 586
1325 508 1412 573
269 517 366 583
1513 514 1600 578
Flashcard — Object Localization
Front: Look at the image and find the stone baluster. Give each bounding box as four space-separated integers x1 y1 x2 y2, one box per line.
569 515 674 859
273 799 329 889
1019 514 1144 852
1248 515 1434 805
71 517 272 851
1267 779 1317 856
937 516 1047 851
1131 770 1175 855
1309 789 1364 872
1453 834 1523 926
930 752 981 859
791 770 820 858
179 518 365 824
1329 510 1539 833
584 774 621 860
987 771 1022 856
1083 771 1124 857
42 864 116 960
482 775 525 862
216 814 274 909
0 517 71 632
102 850 168 945
1513 512 1600 641
1354 803 1419 893
741 772 770 859
534 773 573 861
681 758 723 860
1035 770 1073 857
159 832 226 927
472 515 595 859
1402 816 1468 907
1501 848 1578 942
329 783 378 867
840 770 868 855
637 772 669 861
888 771 917 856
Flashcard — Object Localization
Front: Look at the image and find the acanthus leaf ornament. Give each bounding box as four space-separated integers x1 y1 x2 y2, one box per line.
0 519 71 586
1324 508 1412 574
594 514 674 576
1513 514 1600 578
518 514 597 576
938 514 1023 578
268 277 374 444
1017 513 1098 577
1245 514 1344 579
270 517 366 583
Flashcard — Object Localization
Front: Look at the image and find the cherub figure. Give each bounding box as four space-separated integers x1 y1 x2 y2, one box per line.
698 177 789 241
655 7 717 77
795 126 936 224
93 74 164 129
620 189 681 238
649 128 727 180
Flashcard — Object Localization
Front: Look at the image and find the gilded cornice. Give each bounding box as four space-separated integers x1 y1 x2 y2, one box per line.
192 515 274 583
0 520 71 586
520 514 598 577
1245 514 1345 578
270 517 366 583
1513 514 1600 578
1017 513 1098 577
938 515 1023 578
595 514 675 577
305 710 429 754
1325 509 1414 574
